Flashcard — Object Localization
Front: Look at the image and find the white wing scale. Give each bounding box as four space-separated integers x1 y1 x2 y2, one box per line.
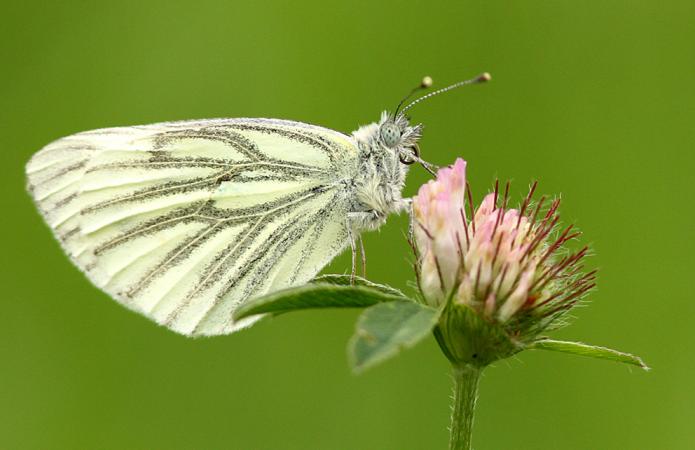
26 118 359 336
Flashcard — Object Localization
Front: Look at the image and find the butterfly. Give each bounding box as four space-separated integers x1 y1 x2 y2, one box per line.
25 74 489 336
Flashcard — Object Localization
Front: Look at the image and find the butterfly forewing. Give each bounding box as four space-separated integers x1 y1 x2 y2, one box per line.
26 118 359 335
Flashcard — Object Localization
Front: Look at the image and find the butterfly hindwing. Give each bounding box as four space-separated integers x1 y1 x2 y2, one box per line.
26 118 359 335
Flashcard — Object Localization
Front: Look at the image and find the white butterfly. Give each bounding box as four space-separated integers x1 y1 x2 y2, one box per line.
25 75 489 336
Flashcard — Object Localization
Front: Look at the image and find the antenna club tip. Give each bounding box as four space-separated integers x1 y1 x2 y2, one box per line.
478 72 492 83
421 76 433 88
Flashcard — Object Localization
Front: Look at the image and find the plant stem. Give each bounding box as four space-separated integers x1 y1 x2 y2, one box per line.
449 364 481 450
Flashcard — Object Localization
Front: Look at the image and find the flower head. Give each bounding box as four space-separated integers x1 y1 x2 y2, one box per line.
413 158 468 306
412 159 595 365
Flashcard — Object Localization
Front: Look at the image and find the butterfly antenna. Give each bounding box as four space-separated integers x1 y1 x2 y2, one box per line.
393 76 434 118
400 72 491 115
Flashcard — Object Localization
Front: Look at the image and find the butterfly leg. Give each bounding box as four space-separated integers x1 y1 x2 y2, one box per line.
348 229 357 285
358 235 367 278
347 211 376 284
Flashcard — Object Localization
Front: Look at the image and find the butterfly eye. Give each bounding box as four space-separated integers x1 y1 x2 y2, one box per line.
399 144 420 165
379 122 401 147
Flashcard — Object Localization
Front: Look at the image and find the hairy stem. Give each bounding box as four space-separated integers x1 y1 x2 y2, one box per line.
449 365 482 450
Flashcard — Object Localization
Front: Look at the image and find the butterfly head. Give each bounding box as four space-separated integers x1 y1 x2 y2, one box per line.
379 73 491 174
378 111 423 166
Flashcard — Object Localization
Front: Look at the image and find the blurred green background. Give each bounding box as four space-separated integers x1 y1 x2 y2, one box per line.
1 1 692 449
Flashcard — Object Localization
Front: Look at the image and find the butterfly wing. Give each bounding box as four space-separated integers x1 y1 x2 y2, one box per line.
26 118 359 336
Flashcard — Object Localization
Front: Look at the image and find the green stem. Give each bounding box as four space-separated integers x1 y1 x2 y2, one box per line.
448 365 481 450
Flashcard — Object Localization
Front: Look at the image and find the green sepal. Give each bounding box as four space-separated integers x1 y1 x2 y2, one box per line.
529 338 649 370
232 283 407 321
435 303 524 368
349 300 440 373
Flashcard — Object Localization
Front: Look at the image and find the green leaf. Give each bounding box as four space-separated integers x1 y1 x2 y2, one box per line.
312 274 407 298
233 283 407 321
529 338 649 371
349 300 440 373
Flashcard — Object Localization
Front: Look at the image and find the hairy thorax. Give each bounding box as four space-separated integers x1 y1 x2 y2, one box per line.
347 123 409 231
